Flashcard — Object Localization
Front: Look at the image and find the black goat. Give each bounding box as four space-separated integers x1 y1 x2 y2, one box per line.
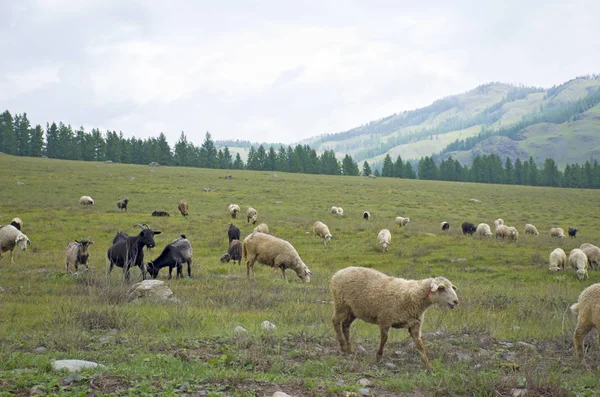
569 227 578 238
107 224 161 281
220 239 242 265
228 223 240 244
147 235 193 279
152 210 170 217
117 199 129 211
112 231 129 245
461 222 477 235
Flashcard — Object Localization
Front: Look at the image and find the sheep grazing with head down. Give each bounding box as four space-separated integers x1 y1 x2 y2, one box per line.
550 227 566 238
10 217 23 231
242 232 312 282
228 204 240 219
507 226 519 243
548 248 567 272
247 207 258 224
117 199 129 212
569 249 589 280
313 221 333 244
336 207 344 216
152 210 170 217
79 195 95 206
330 266 459 371
0 225 30 264
363 211 371 220
253 223 269 234
495 224 517 242
440 221 449 231
581 243 600 270
330 206 339 215
65 239 94 273
220 239 242 266
493 218 504 228
524 224 539 235
395 216 410 228
178 199 189 216
461 222 477 235
475 223 493 238
377 229 391 252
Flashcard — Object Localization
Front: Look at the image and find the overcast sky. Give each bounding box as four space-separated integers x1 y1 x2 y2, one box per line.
1 0 598 146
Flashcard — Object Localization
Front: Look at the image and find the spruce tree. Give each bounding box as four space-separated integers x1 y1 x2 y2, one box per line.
362 161 372 176
0 111 16 155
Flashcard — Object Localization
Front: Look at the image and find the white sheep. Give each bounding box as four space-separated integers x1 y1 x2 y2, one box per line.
336 207 344 216
228 204 240 219
377 229 391 252
550 227 566 238
548 248 567 272
493 218 504 228
569 248 589 280
79 195 95 205
313 221 333 244
246 207 258 224
570 283 600 364
581 243 600 270
253 223 269 234
507 226 519 243
0 225 30 264
10 217 23 231
330 206 339 215
495 224 510 239
363 211 371 220
395 216 410 228
524 224 539 235
330 266 459 371
474 223 493 238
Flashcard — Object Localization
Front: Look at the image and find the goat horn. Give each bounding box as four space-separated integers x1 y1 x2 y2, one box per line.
134 224 145 230
142 223 150 229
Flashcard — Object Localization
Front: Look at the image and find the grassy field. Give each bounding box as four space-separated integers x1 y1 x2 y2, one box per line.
1 154 600 396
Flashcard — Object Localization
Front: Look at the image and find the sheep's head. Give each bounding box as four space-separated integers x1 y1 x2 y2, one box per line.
381 241 389 252
297 264 312 283
325 233 333 241
15 235 30 251
427 277 459 309
576 269 588 280
220 253 231 263
146 262 159 278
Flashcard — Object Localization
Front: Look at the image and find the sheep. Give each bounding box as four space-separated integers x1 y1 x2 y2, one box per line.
363 211 371 221
228 204 240 219
570 283 600 365
330 266 459 371
253 223 269 234
475 223 493 238
377 229 391 252
581 243 600 270
493 218 504 228
228 223 241 244
146 235 193 279
461 222 477 235
247 207 258 224
151 210 170 217
117 199 129 212
548 248 567 272
550 227 566 238
569 249 589 280
336 207 344 216
220 239 242 265
178 199 189 216
0 225 30 264
569 227 578 238
395 216 410 228
107 224 161 281
495 224 510 239
524 224 539 235
242 232 312 282
507 226 519 243
79 195 95 205
330 206 339 214
313 221 333 244
65 239 94 273
10 217 23 231
440 221 449 231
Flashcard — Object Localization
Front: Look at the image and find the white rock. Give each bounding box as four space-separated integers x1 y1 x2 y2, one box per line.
358 378 371 386
273 392 292 397
234 326 247 333
52 360 105 372
128 280 178 303
261 321 276 330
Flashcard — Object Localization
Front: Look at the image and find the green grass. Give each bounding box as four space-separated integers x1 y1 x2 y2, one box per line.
1 154 600 396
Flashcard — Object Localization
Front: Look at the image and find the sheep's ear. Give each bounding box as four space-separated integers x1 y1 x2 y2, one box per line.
429 281 439 292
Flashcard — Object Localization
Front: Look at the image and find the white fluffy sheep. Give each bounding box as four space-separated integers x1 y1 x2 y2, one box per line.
65 239 94 273
242 232 312 282
330 206 339 214
548 248 567 272
253 223 269 234
581 243 600 270
569 248 589 280
493 218 504 228
550 227 566 238
507 226 519 243
335 207 344 216
395 216 410 228
228 204 240 219
363 211 371 220
377 229 391 252
0 225 30 264
475 223 493 238
330 266 459 371
79 195 95 205
570 283 600 364
524 224 539 235
246 207 258 224
10 217 23 230
313 221 333 244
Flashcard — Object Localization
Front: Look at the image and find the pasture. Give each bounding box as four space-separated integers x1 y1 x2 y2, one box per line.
0 154 599 396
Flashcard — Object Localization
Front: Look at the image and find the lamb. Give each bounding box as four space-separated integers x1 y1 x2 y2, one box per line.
570 283 600 365
228 223 241 244
253 223 269 234
363 211 371 220
242 232 312 282
440 221 449 231
461 222 477 235
569 248 589 280
152 210 170 217
395 216 410 228
247 207 258 224
220 239 242 266
313 221 333 244
117 199 129 211
377 229 391 252
146 235 193 279
581 243 600 270
79 195 95 205
228 204 241 219
0 225 30 264
550 227 566 238
569 227 578 238
475 223 493 237
65 239 94 273
178 199 189 216
493 218 504 228
10 217 23 230
330 266 459 371
548 248 567 272
524 224 539 235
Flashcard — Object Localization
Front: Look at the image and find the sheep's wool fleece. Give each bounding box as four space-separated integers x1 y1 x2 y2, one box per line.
572 283 600 322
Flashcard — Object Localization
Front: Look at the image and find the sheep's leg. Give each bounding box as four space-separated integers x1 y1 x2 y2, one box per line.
409 324 433 371
376 326 390 361
332 306 352 353
341 312 356 353
176 262 183 278
246 256 255 279
574 322 593 364
10 248 15 265
65 260 69 273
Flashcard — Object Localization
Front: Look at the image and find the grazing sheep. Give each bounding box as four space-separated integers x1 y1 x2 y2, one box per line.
581 243 600 270
571 283 600 365
330 266 459 371
117 199 129 212
178 199 189 216
220 239 242 265
336 207 344 216
10 217 23 231
548 248 567 272
253 223 269 234
569 227 578 238
395 216 410 228
363 211 371 220
0 225 30 264
247 207 258 224
228 223 241 244
440 221 449 231
461 222 477 235
79 195 95 206
377 229 391 252
475 223 493 238
146 235 193 279
65 239 94 273
550 227 566 238
330 206 339 215
507 226 519 243
228 204 240 219
493 218 504 228
242 232 312 282
524 224 539 235
313 221 333 244
569 249 589 280
152 210 170 217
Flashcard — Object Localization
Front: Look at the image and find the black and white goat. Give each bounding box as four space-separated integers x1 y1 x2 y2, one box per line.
65 239 94 273
107 224 161 281
146 235 193 279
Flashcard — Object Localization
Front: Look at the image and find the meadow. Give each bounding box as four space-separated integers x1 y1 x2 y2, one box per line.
1 154 599 396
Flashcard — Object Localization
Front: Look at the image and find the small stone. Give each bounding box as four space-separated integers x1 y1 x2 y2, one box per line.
234 326 247 333
358 378 371 386
384 362 396 369
336 379 345 386
38 268 47 273
273 392 293 397
30 386 45 395
511 388 527 397
357 345 367 353
35 346 47 353
17 181 26 186
457 353 471 362
478 348 490 357
358 388 370 396
52 359 105 372
261 321 276 330
62 374 83 384
517 341 536 350
99 337 110 343
178 382 190 391
394 350 404 356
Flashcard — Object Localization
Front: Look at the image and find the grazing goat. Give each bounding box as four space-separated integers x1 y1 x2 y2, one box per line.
65 239 94 273
152 210 170 217
228 223 241 244
147 235 193 279
220 239 242 265
178 200 189 216
569 227 578 238
107 224 161 281
117 199 129 211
